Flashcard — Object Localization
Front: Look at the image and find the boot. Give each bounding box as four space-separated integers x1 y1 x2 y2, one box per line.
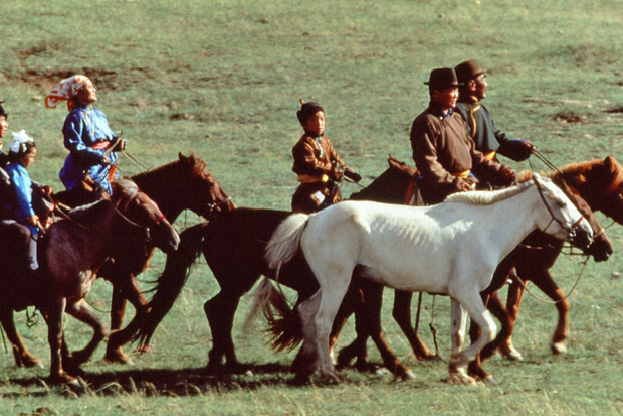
27 234 39 272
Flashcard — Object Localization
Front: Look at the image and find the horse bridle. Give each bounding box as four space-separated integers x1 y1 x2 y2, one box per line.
531 173 585 241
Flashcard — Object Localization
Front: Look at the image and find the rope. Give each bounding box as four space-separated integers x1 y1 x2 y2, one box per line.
510 255 590 304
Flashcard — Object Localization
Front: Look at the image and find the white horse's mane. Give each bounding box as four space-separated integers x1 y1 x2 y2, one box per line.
444 179 538 205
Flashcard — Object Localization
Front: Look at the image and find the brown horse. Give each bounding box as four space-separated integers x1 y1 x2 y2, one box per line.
0 196 151 384
102 153 235 363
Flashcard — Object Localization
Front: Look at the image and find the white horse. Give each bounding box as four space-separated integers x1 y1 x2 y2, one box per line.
264 174 593 384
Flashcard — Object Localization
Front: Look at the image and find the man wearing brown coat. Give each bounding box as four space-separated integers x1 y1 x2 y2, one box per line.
410 67 516 204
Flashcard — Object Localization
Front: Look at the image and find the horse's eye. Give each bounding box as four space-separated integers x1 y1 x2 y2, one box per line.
557 200 567 208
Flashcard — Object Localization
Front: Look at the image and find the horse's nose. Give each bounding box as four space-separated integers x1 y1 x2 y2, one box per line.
571 223 593 251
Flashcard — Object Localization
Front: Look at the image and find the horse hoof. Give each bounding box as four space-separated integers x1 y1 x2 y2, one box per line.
402 370 416 381
504 349 524 362
483 375 498 385
50 373 78 386
551 342 567 355
103 351 134 365
448 372 477 386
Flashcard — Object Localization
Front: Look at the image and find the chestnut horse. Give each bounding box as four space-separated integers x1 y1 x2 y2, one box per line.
466 155 623 381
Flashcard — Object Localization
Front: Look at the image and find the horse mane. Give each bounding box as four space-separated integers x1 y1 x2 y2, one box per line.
111 177 140 201
445 180 534 205
67 199 112 223
518 156 623 193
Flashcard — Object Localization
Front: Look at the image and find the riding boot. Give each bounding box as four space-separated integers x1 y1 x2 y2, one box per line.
27 234 39 272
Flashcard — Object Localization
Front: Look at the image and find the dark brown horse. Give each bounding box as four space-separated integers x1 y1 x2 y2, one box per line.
134 157 421 379
1 178 180 382
102 153 235 364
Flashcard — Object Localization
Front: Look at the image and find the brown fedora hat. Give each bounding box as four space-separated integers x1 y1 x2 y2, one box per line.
424 67 462 90
454 60 486 84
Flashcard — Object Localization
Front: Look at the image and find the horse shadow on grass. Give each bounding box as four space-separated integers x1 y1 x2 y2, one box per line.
3 362 324 397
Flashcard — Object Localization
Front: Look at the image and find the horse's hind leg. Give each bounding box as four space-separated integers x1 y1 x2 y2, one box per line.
0 308 42 368
292 290 322 381
392 290 436 361
64 299 109 373
339 280 414 380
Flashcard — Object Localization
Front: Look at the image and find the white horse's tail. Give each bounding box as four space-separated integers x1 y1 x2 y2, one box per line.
265 213 309 273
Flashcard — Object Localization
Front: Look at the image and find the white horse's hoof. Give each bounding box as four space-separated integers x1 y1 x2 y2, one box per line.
505 348 524 362
404 370 416 380
448 372 477 386
375 367 390 376
483 375 498 385
552 342 567 355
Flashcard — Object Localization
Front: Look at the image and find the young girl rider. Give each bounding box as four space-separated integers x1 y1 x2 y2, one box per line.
5 131 50 272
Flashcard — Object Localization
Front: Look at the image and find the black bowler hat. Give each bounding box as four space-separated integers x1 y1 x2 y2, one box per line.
424 67 462 90
454 60 486 84
0 100 7 118
296 99 324 126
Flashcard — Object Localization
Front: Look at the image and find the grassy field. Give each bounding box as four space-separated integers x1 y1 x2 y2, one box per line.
1 0 623 414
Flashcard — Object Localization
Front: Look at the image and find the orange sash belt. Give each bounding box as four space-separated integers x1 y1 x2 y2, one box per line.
453 170 471 179
297 174 330 184
483 151 496 160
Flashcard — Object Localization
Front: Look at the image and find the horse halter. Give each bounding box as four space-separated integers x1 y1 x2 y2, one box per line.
531 176 585 241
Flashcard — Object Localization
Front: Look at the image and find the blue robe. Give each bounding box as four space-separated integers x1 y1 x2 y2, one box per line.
5 162 37 235
59 104 120 194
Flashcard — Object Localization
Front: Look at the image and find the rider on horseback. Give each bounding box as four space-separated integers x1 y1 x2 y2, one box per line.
410 67 516 204
291 100 361 214
4 131 53 272
45 75 126 195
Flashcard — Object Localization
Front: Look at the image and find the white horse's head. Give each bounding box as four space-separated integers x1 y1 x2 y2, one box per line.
532 173 593 249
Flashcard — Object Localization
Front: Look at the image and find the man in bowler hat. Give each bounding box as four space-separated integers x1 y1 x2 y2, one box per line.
410 67 515 204
454 60 534 162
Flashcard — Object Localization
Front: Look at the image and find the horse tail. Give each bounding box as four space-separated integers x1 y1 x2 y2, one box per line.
245 277 303 352
134 222 208 348
265 213 309 274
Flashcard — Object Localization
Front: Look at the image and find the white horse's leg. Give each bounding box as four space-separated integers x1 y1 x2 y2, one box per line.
450 299 467 356
451 290 497 384
449 299 472 384
314 269 353 380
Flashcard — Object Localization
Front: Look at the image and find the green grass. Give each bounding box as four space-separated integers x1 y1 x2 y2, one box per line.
1 0 623 414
